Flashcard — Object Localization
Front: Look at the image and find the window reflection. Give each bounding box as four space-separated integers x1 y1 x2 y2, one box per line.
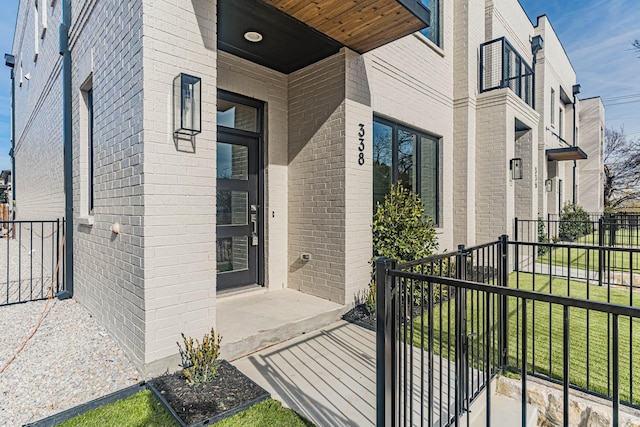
372 118 439 225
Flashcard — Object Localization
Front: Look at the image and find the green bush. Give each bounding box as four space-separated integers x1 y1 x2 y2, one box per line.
537 217 550 255
372 184 438 263
369 184 439 310
558 203 594 241
178 327 222 387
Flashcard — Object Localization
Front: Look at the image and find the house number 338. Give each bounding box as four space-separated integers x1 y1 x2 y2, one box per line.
358 124 365 166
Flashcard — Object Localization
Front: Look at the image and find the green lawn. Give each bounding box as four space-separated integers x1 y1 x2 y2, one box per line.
58 389 178 427
59 392 315 427
537 239 640 272
578 228 640 247
215 399 315 427
412 272 640 405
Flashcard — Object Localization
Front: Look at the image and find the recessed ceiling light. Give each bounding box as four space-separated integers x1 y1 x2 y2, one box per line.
244 31 263 43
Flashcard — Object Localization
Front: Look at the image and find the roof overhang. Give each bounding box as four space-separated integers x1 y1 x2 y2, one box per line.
261 0 430 54
546 146 588 161
218 0 430 73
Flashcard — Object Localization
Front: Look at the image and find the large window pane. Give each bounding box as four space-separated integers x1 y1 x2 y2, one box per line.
420 136 438 222
398 130 416 191
373 121 393 209
373 117 440 226
420 0 440 46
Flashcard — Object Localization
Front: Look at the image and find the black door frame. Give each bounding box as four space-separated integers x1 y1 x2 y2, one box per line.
216 89 265 290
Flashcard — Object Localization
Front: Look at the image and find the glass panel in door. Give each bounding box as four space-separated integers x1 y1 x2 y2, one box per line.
216 131 259 291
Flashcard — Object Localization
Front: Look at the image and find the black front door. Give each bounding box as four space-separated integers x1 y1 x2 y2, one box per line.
216 130 260 291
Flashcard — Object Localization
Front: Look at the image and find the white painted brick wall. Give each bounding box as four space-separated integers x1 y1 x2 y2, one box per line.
140 0 218 376
578 98 605 213
288 52 347 304
364 29 455 252
217 51 289 291
476 89 539 243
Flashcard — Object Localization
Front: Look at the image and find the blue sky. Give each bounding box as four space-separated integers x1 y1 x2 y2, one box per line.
518 0 640 141
0 0 18 171
0 1 638 171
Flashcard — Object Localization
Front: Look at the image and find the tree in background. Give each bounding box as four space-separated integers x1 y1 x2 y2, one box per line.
633 39 640 56
604 127 640 209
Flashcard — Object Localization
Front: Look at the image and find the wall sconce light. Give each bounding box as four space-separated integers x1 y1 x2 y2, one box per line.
545 179 553 192
510 158 523 180
531 35 544 55
173 73 201 136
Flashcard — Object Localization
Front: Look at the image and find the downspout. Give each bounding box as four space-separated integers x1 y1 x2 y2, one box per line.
4 54 15 210
58 0 74 299
572 84 581 205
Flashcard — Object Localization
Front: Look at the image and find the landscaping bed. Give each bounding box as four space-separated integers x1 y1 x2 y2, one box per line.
149 360 270 426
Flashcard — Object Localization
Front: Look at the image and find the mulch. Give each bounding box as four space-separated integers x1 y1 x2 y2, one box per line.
149 360 268 426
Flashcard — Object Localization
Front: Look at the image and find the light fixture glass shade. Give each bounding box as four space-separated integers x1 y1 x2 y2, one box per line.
510 158 523 180
174 73 201 135
545 179 553 192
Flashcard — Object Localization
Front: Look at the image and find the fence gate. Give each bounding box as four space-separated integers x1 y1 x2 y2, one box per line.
1 219 65 306
376 238 506 427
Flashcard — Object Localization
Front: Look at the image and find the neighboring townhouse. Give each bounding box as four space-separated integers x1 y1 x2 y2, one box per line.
578 96 606 214
0 170 10 201
8 0 604 375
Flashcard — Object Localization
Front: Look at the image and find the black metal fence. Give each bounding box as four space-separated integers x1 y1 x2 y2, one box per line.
480 37 534 108
376 239 505 426
1 220 65 306
377 236 640 426
515 214 640 249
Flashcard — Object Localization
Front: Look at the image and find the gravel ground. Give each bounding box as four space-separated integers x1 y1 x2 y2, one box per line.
0 298 142 426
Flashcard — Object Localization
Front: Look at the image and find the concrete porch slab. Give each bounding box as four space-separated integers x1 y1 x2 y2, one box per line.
217 288 346 361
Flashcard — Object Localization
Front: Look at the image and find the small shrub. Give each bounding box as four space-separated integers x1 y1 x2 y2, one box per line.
178 327 222 387
558 203 593 241
364 280 376 315
537 217 550 255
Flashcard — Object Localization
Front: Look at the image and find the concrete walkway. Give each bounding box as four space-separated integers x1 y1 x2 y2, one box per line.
233 321 376 426
233 320 463 427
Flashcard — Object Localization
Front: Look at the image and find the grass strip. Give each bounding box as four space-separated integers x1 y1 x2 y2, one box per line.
58 389 178 427
412 272 640 405
214 399 316 426
58 392 315 427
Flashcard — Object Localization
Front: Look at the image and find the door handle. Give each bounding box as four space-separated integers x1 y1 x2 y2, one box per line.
250 205 258 246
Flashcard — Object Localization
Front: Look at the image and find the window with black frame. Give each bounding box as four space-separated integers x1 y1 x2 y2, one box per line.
420 0 440 47
373 117 439 225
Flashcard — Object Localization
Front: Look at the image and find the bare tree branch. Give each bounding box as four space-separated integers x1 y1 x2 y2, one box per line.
604 127 640 209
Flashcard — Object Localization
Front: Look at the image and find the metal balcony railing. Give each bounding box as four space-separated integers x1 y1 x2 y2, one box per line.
480 37 534 108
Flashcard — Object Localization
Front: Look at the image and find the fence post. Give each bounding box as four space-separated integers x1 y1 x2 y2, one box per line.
455 245 467 417
376 257 396 427
56 218 60 294
499 234 509 369
598 217 604 287
514 217 518 242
